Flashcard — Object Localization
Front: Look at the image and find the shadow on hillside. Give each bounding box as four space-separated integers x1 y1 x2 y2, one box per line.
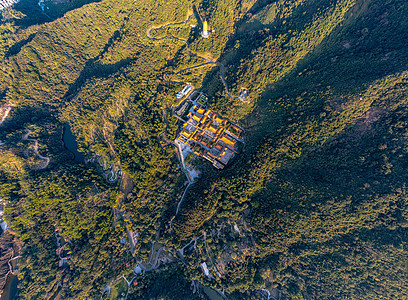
6 0 102 28
199 0 340 99
62 29 136 103
241 0 408 227
4 33 36 58
181 0 408 196
250 0 408 142
199 0 408 147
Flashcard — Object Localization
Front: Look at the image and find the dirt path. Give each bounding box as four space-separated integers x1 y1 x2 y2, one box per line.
175 182 193 216
22 129 50 169
157 108 175 151
146 14 239 100
139 246 165 272
262 288 271 300
146 14 195 41
203 232 221 278
179 234 204 254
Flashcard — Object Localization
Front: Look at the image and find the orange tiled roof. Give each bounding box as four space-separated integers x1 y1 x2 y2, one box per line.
197 107 205 114
206 151 217 159
215 117 224 124
192 114 201 122
229 125 242 136
220 135 236 147
208 125 218 133
178 105 241 168
180 129 191 137
215 143 223 150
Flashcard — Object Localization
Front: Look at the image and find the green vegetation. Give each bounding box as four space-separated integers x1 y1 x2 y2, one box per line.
1 0 408 298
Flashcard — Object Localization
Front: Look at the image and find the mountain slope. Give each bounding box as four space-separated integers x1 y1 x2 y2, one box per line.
1 0 408 298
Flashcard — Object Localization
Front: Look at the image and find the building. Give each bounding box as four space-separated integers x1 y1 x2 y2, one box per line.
194 93 208 106
239 88 249 102
176 85 193 99
201 21 209 38
201 262 210 277
175 105 243 169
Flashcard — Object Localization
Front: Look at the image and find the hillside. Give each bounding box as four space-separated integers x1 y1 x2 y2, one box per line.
1 0 408 298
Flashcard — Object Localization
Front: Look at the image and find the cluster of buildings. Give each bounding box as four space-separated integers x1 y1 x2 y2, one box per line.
176 105 243 169
171 17 246 170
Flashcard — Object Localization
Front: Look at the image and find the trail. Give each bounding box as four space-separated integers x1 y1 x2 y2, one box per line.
4 248 21 280
22 129 50 169
146 14 239 100
121 275 136 300
87 154 123 184
203 231 221 278
139 247 165 272
180 234 204 254
175 182 193 216
146 14 196 41
157 108 175 151
172 139 196 220
176 234 204 267
262 288 271 300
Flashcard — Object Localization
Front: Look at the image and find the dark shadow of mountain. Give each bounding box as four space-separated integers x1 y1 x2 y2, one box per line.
198 0 408 146
178 0 408 204
0 104 53 134
200 0 346 99
6 0 50 27
251 0 408 141
45 0 102 19
0 90 7 106
4 33 36 58
62 56 133 103
7 0 102 28
62 29 136 103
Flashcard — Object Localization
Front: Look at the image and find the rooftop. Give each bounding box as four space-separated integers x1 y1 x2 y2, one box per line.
175 105 243 169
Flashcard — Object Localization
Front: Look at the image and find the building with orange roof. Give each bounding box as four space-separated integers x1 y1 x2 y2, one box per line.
175 105 243 169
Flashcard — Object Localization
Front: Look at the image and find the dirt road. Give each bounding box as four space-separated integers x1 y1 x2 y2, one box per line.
22 129 50 170
147 14 239 100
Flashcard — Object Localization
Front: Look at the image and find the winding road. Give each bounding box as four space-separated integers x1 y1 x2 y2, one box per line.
150 13 241 221
22 129 50 170
139 246 165 272
146 14 239 100
5 248 21 279
87 154 123 184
